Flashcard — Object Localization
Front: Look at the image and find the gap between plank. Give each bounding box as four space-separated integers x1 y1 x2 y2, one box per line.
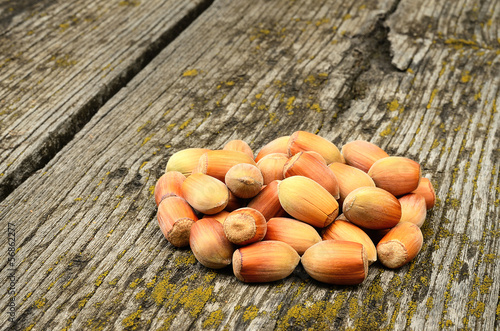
0 0 215 203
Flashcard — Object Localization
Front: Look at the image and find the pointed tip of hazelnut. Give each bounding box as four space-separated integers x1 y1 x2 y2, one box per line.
343 195 355 214
225 164 263 199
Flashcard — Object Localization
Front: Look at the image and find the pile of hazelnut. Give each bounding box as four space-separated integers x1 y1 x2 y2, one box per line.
154 131 435 285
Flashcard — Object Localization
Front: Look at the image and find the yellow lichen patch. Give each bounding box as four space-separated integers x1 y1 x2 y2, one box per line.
388 275 402 298
461 71 471 83
269 302 283 319
61 315 77 331
136 121 150 133
179 119 192 130
119 0 140 6
484 254 496 264
135 290 146 300
146 276 157 288
293 281 307 299
79 297 88 309
276 293 347 330
156 315 175 331
427 89 438 109
23 324 35 331
141 133 154 146
117 250 127 260
356 276 386 327
50 54 77 68
310 103 321 113
480 275 493 294
203 309 224 328
34 297 46 308
426 297 434 311
315 18 330 26
179 285 214 317
439 61 447 77
348 296 359 319
175 253 196 266
444 38 476 46
471 302 485 318
204 271 217 283
387 302 401 327
23 292 33 302
243 305 260 321
304 75 316 84
405 301 418 327
182 69 199 77
129 278 142 289
95 271 109 287
59 22 70 32
380 123 392 137
267 112 278 125
151 275 175 306
440 235 468 325
77 292 95 310
387 99 399 111
122 306 143 329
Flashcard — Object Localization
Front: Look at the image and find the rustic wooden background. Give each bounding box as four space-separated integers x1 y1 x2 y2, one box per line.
0 0 498 330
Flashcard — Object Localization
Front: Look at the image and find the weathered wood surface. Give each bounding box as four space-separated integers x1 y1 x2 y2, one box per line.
0 0 212 200
387 0 500 70
0 0 499 330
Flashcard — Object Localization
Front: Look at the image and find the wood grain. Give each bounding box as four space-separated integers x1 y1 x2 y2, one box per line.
0 0 498 330
386 0 500 70
0 0 213 200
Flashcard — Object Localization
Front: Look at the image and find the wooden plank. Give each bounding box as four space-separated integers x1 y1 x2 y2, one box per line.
0 0 499 330
0 0 213 200
0 0 398 329
383 1 500 329
386 0 500 70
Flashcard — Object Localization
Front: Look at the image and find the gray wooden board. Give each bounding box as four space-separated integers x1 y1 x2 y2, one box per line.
386 0 500 70
0 0 499 330
0 0 212 200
